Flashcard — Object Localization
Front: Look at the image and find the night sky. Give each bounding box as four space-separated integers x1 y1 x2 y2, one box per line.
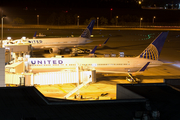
1 0 179 8
1 0 180 25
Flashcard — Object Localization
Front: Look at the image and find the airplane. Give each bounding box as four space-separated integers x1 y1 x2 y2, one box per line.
28 31 169 82
15 20 95 54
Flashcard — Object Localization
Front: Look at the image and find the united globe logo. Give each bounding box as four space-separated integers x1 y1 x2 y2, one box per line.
81 28 90 39
139 44 158 60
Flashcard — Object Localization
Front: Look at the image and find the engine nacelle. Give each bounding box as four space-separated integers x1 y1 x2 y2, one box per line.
49 48 60 54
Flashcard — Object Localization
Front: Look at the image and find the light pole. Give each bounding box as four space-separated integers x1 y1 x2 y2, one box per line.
37 15 39 25
153 16 156 24
1 15 6 48
77 16 79 28
97 17 99 28
140 17 143 28
116 16 118 26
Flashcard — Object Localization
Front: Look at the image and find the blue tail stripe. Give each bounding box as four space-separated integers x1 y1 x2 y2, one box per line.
144 50 147 58
147 50 149 59
140 54 143 58
150 52 152 60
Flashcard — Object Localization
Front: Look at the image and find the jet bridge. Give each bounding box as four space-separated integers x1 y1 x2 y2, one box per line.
5 59 96 98
3 38 32 63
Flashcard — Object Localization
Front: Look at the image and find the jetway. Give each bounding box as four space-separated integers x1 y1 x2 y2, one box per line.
33 70 96 85
3 38 32 63
5 51 97 98
5 70 96 86
5 68 96 99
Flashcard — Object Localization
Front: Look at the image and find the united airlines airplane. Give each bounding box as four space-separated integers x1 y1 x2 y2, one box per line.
28 32 169 82
16 20 95 54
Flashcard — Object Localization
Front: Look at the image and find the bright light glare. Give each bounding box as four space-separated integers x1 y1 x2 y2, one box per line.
173 64 180 68
164 60 180 68
21 37 26 40
7 37 11 40
25 55 30 58
172 61 180 68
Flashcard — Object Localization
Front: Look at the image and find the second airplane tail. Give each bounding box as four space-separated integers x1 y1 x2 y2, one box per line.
33 31 37 39
138 31 169 60
80 20 95 39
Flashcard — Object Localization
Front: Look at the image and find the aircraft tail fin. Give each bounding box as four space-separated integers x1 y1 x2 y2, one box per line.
80 20 95 39
33 31 37 39
138 31 169 60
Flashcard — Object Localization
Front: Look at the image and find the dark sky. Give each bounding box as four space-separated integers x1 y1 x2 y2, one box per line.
1 0 179 9
1 0 180 25
0 0 137 8
0 0 178 6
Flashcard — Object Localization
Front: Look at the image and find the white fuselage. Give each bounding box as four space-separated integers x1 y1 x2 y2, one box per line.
16 37 92 49
28 57 163 73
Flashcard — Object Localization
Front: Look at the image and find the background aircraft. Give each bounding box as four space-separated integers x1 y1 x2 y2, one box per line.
15 20 95 54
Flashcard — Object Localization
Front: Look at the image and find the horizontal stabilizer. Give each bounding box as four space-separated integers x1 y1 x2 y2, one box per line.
138 62 150 72
102 38 109 45
33 31 37 38
90 46 97 54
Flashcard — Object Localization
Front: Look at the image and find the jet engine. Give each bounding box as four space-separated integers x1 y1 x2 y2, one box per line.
49 48 60 54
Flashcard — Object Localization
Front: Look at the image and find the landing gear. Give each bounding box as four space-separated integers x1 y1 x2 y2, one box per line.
126 73 141 83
